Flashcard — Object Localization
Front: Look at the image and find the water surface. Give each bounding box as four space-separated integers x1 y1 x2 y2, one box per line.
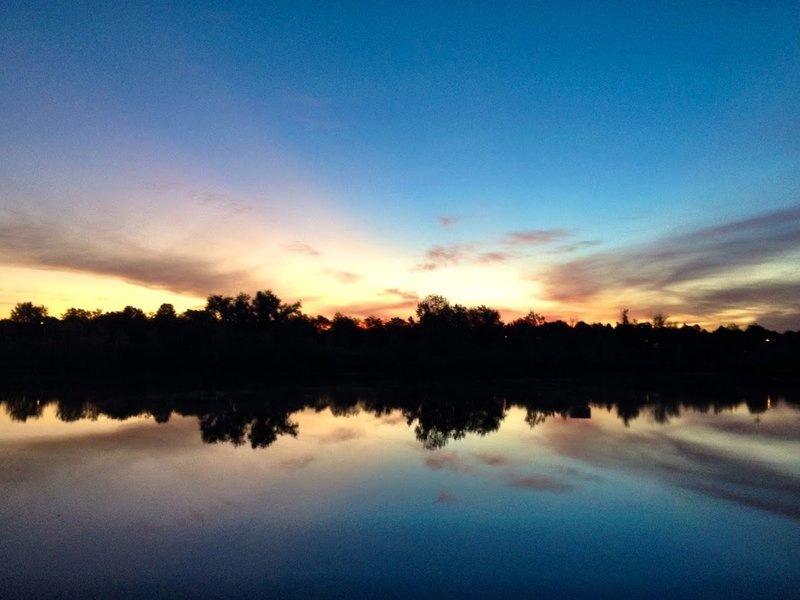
1 383 798 598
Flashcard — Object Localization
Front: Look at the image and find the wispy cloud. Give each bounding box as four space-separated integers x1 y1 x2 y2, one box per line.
286 241 321 256
383 288 419 302
437 215 462 228
197 191 253 217
326 269 361 284
549 240 600 254
503 229 571 247
413 243 474 271
414 228 572 271
476 251 509 263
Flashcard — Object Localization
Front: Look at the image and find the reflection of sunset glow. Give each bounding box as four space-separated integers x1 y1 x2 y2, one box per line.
0 403 151 441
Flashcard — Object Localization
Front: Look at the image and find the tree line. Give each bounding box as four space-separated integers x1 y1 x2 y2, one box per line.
1 290 798 380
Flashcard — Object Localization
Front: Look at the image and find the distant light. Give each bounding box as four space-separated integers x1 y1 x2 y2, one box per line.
765 338 770 342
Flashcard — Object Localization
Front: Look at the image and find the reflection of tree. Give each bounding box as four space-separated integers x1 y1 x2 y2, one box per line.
651 397 681 424
198 396 299 449
3 395 44 421
1 381 798 448
404 391 505 449
57 400 99 422
524 409 549 429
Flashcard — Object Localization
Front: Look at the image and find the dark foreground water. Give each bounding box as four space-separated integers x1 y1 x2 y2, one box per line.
1 382 799 598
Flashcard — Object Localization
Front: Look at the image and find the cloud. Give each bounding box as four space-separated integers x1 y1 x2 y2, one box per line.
503 229 571 247
684 282 799 312
542 205 800 323
287 241 321 256
437 216 462 228
0 211 253 296
410 229 570 271
476 251 509 263
326 269 361 284
382 288 419 302
413 243 474 271
197 191 253 217
549 240 600 254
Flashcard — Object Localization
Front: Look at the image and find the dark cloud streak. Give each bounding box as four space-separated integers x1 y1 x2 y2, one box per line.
0 212 252 296
543 205 800 322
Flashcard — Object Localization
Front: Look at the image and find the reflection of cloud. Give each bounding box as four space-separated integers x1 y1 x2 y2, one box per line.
503 229 571 247
279 455 315 470
541 408 800 522
668 436 800 521
434 490 459 503
437 216 462 228
506 474 572 491
0 418 198 486
0 211 253 296
424 450 471 472
543 205 800 316
472 451 508 466
318 426 362 443
287 241 321 256
379 413 407 426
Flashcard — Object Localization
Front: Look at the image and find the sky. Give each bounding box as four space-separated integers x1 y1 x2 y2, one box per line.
1 1 799 329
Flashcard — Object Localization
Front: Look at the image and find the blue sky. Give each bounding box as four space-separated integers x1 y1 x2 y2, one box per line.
1 1 799 328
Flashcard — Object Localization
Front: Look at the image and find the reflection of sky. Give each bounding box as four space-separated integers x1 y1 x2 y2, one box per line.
1 403 799 597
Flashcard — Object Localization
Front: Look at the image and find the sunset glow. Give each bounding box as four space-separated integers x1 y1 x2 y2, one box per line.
2 3 798 329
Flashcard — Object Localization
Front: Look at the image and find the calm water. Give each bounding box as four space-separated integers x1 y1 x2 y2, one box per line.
1 383 799 598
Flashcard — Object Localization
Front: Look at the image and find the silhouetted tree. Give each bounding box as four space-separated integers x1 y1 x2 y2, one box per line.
153 303 178 322
206 294 235 323
252 290 301 328
10 302 48 324
652 313 669 328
